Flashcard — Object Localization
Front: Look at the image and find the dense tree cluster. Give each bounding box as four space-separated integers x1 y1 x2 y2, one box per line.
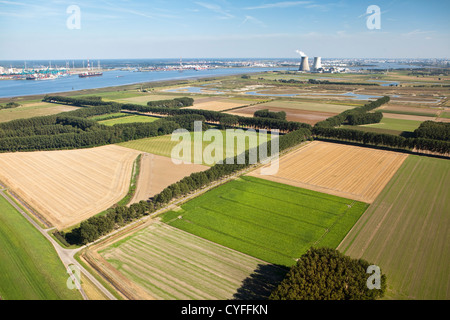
254 109 287 121
414 121 450 141
313 126 450 154
165 114 208 131
43 95 108 107
315 96 390 128
347 111 383 125
63 127 313 245
269 247 386 300
0 102 21 110
147 97 194 108
0 112 182 152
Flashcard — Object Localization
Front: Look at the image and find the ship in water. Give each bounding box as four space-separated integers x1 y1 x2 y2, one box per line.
26 74 58 80
79 71 103 78
79 59 103 78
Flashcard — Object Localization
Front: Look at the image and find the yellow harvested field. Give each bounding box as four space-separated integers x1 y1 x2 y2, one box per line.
186 100 247 111
130 153 208 204
0 145 141 230
248 141 408 203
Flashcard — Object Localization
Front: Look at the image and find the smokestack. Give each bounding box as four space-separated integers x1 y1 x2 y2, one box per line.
313 57 322 71
299 56 310 72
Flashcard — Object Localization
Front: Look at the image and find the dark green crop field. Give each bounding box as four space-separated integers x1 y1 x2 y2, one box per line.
162 176 368 267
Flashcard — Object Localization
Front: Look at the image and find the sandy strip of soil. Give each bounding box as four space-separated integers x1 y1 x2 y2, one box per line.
129 153 208 204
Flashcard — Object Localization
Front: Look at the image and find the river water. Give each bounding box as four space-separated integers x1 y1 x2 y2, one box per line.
0 67 292 99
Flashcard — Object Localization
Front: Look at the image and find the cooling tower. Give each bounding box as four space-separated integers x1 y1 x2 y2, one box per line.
313 57 322 71
299 56 310 72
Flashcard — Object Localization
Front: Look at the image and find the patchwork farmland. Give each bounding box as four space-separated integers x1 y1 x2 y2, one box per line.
161 176 368 267
1 66 448 302
0 145 141 230
249 141 408 203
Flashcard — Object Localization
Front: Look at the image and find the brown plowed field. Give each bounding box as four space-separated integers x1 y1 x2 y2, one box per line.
227 105 336 125
248 141 408 203
186 100 247 111
0 145 141 230
129 153 208 204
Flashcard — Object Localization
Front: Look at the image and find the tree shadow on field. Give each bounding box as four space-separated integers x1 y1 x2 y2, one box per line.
232 264 289 300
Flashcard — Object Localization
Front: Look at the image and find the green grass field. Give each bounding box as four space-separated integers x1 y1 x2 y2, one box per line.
341 125 404 136
90 112 129 121
0 193 82 300
161 176 368 267
98 114 159 126
360 117 423 132
380 109 437 117
339 155 450 299
118 130 272 165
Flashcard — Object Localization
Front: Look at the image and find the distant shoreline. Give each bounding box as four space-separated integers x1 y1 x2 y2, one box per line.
0 67 282 102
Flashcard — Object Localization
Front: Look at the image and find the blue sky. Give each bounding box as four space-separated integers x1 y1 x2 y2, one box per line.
0 0 449 59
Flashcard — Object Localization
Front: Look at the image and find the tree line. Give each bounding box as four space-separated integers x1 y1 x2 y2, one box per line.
254 109 287 121
315 96 390 128
313 96 449 155
347 111 383 125
44 95 311 132
414 121 450 141
313 126 450 155
62 127 313 245
147 97 194 108
0 114 181 152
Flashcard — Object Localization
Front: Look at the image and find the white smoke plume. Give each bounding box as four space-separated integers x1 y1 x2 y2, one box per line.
296 50 306 57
